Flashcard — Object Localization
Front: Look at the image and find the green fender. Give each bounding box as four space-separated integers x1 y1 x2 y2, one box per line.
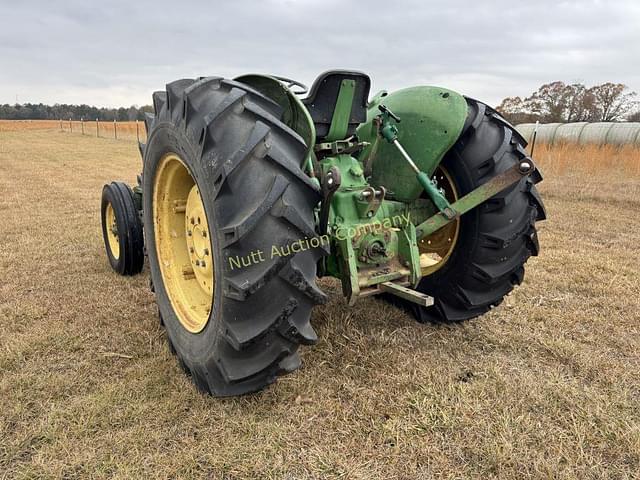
234 73 315 169
357 86 468 203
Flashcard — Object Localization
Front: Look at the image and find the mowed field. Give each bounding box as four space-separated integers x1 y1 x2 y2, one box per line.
1 128 639 479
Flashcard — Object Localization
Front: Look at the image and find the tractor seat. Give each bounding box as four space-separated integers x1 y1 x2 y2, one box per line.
302 70 371 142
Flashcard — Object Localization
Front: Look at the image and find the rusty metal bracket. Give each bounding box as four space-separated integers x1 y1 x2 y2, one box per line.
416 161 535 240
315 138 370 156
379 281 434 307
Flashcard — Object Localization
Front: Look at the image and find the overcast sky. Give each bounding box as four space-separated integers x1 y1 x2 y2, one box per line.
1 0 638 108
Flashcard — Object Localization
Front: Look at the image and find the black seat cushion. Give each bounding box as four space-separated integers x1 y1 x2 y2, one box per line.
302 70 371 141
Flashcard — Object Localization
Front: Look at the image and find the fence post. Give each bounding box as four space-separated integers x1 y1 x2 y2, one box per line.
59 119 63 132
96 118 99 137
69 118 72 133
81 117 84 135
114 119 117 139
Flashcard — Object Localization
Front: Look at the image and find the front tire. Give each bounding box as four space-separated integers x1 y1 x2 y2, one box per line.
409 98 546 322
100 182 144 276
142 77 326 396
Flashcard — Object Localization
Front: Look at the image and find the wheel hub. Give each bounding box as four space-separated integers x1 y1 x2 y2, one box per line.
185 185 213 296
153 153 214 333
105 202 120 260
419 166 460 275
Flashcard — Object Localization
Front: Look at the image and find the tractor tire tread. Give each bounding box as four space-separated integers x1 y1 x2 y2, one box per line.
408 97 545 324
144 77 325 396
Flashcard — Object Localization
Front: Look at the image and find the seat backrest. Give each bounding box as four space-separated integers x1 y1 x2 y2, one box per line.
302 70 371 142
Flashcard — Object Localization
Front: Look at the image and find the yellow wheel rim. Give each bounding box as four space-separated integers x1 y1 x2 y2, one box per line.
419 166 460 276
105 202 120 260
153 153 214 333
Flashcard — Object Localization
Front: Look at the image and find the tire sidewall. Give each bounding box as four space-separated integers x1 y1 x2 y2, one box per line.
143 122 224 363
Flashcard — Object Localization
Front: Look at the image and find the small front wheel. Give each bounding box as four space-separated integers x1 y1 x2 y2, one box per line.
101 182 145 275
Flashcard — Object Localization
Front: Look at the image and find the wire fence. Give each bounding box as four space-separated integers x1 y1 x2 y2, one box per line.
59 118 147 142
0 119 147 142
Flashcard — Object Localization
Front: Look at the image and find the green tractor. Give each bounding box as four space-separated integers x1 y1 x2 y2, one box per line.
101 71 545 396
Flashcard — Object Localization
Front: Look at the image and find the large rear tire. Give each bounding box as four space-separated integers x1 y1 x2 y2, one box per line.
406 98 546 323
142 77 326 396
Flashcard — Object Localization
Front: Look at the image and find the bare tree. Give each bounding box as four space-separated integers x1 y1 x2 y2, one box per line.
497 81 637 124
527 81 569 122
588 83 637 121
564 83 599 122
496 96 537 124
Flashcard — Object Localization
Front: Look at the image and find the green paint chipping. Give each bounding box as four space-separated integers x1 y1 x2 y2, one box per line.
326 79 356 142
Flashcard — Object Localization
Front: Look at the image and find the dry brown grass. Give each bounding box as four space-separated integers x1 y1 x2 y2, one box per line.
0 120 62 131
1 132 639 479
533 142 640 177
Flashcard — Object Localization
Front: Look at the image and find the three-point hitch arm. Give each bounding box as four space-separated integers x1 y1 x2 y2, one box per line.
376 104 536 240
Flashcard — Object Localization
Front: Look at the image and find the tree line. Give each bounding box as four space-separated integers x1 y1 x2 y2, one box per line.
497 82 639 125
0 103 154 121
3 83 639 125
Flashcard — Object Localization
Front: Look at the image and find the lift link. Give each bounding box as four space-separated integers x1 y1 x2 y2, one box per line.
416 160 535 240
377 105 456 219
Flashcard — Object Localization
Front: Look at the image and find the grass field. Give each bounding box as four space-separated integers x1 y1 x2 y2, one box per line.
1 129 639 479
0 120 145 142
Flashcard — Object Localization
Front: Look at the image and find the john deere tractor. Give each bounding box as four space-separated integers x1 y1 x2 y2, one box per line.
101 70 545 396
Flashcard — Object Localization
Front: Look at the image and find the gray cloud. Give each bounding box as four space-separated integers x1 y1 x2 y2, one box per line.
1 0 638 107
